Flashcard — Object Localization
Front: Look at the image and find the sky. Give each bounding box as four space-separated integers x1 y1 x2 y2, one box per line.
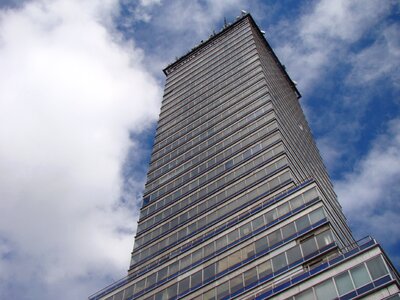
0 0 398 299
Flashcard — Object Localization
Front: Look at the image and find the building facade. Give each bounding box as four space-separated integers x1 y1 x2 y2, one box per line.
90 13 400 300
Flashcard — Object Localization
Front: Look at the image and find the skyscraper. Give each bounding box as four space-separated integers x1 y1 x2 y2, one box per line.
90 13 399 300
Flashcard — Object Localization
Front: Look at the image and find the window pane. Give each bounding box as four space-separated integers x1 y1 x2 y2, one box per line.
178 276 190 295
241 243 255 260
315 230 334 249
272 252 287 272
294 288 315 300
287 245 302 265
229 250 242 268
295 215 311 231
314 279 337 300
255 237 268 254
166 283 177 299
252 215 265 231
114 290 123 300
217 257 229 273
290 195 304 210
230 274 244 294
227 229 240 244
203 288 216 300
309 208 325 224
258 260 272 279
350 264 371 288
240 222 252 237
301 237 318 257
216 281 229 299
244 267 258 286
366 256 389 280
204 264 215 281
281 222 296 239
277 202 290 217
334 271 354 296
267 229 282 246
191 270 202 288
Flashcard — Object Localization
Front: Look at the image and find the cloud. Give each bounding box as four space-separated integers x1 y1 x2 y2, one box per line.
273 0 393 93
0 0 161 299
348 23 400 88
335 118 400 244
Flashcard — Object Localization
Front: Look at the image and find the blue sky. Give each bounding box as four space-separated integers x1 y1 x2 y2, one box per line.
0 0 398 299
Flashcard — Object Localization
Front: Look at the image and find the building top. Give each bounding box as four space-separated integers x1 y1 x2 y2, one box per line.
163 12 301 98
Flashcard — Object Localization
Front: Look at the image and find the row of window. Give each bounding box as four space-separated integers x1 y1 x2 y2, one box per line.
144 102 274 205
163 21 251 99
142 120 279 221
163 20 251 96
147 82 270 187
153 68 265 158
138 132 281 235
291 255 390 300
134 153 288 255
160 51 259 133
127 207 327 300
130 184 319 287
132 169 293 268
156 73 266 158
151 62 264 164
142 117 278 220
151 86 270 181
131 229 335 300
160 35 256 118
146 86 270 191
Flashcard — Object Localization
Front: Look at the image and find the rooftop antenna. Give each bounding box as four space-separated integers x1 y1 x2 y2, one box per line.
241 10 247 15
224 17 227 28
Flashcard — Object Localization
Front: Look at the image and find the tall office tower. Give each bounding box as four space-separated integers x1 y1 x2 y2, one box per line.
90 13 399 300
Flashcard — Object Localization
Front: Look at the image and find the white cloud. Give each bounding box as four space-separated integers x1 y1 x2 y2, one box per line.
335 118 400 243
348 23 400 87
274 0 392 93
0 0 161 299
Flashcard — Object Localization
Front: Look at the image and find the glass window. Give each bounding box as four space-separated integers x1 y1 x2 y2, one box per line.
241 243 255 259
230 274 244 294
252 215 265 231
255 237 268 254
286 245 302 265
350 264 371 288
239 222 252 237
178 276 190 295
216 281 229 299
192 248 203 263
229 250 242 268
113 290 123 300
272 252 287 272
244 266 258 287
158 267 168 281
217 257 229 273
309 208 325 224
294 288 315 300
267 229 282 246
191 270 202 288
277 202 290 217
334 271 354 296
314 279 337 300
290 195 304 210
281 222 296 239
146 272 157 288
366 256 388 280
216 235 227 250
264 209 277 224
316 230 334 249
300 237 318 257
203 288 216 300
154 290 167 300
227 229 239 244
204 242 215 258
258 260 272 279
295 215 311 231
180 255 191 270
303 188 318 201
166 283 177 299
135 278 146 293
204 264 215 281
